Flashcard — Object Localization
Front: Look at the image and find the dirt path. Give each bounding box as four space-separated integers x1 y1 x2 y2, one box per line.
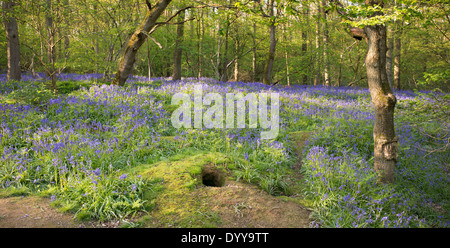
0 196 124 228
0 196 80 228
196 180 311 228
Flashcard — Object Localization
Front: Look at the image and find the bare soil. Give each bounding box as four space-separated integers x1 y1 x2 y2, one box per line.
195 180 311 228
0 196 80 228
0 196 121 228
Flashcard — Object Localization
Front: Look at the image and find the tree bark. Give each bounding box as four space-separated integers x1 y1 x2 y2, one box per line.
386 24 394 89
364 23 398 184
252 22 257 82
314 2 322 86
113 0 172 86
215 20 222 80
322 0 330 86
220 18 229 82
263 21 276 84
283 22 290 86
147 37 152 80
197 9 204 78
234 33 239 81
2 0 21 81
63 0 70 63
301 5 308 84
263 0 276 85
46 0 57 90
393 20 402 90
172 9 185 80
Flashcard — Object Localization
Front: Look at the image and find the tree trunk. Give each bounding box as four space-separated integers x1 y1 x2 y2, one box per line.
301 5 308 84
386 24 393 89
364 23 398 184
172 9 185 80
46 0 57 91
197 9 204 78
393 20 402 90
283 22 290 86
234 35 239 81
314 2 322 86
322 0 330 86
263 21 276 85
113 0 172 86
147 38 152 81
263 0 276 85
63 0 70 63
2 0 21 81
252 22 257 82
219 12 230 82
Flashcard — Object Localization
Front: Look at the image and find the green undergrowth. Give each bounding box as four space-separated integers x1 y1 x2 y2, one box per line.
131 151 229 227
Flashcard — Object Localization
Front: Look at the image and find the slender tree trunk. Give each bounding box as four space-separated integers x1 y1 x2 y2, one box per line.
2 0 21 81
197 9 204 78
301 5 308 84
364 23 398 184
93 3 100 74
386 24 393 89
263 22 276 84
147 38 152 81
393 20 402 90
189 9 194 40
322 0 330 86
215 19 222 80
113 0 172 86
46 0 57 90
172 9 185 80
338 36 344 87
314 2 322 86
263 0 276 85
283 23 290 86
252 22 257 82
337 53 342 87
234 35 239 81
63 0 70 63
220 13 230 82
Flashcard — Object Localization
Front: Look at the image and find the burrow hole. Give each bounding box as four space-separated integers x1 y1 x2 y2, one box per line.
201 166 225 187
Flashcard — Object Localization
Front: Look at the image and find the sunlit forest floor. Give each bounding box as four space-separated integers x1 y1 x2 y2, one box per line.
0 74 448 228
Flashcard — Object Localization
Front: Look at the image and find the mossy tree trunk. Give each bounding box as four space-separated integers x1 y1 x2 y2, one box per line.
364 22 398 184
113 0 172 86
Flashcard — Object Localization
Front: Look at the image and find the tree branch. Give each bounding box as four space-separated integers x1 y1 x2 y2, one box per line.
145 0 152 10
148 4 235 35
155 17 195 25
329 0 367 41
329 0 351 19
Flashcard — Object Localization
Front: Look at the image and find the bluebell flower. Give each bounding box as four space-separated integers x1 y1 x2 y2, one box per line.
93 168 101 176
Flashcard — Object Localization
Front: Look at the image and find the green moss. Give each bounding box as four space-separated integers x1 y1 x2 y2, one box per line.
132 152 229 227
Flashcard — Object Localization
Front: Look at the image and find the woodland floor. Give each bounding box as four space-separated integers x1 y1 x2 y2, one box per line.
0 133 312 228
0 181 311 228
